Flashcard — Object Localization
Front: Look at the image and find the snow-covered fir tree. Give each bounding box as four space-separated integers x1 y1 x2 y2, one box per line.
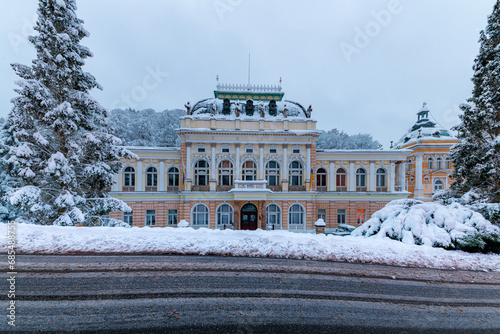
3 0 135 225
450 1 500 203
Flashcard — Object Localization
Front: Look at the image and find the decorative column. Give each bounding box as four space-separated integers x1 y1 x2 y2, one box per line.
282 144 288 191
235 144 240 180
159 161 165 191
137 160 143 191
399 162 406 192
306 144 311 191
186 143 192 190
329 161 335 191
369 161 375 191
210 143 216 191
390 161 396 192
259 144 264 180
415 153 423 198
349 161 355 191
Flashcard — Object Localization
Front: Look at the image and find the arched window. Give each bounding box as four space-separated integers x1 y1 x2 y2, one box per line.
356 168 366 189
168 167 179 187
265 161 280 186
266 204 282 230
146 167 158 189
316 168 327 191
216 204 233 229
434 179 444 192
427 157 434 169
376 168 387 190
445 157 451 169
192 204 209 227
242 161 257 181
436 157 442 170
407 160 412 171
288 204 305 231
336 168 346 191
218 161 233 186
289 161 303 186
123 167 135 191
194 160 209 186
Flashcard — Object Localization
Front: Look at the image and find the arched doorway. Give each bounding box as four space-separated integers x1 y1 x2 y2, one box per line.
240 203 258 230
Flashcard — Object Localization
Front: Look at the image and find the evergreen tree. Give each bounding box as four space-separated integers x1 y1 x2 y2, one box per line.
451 1 500 203
4 0 135 225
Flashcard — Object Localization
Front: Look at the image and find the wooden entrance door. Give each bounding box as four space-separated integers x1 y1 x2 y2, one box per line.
240 203 258 230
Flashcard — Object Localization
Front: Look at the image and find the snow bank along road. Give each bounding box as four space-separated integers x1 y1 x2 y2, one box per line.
4 255 500 333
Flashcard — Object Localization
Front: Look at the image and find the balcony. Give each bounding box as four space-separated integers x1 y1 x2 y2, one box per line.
122 186 135 192
289 185 306 192
336 186 347 192
145 186 157 192
266 185 282 192
376 187 387 192
356 187 367 192
229 180 272 200
192 185 210 192
217 185 233 192
316 186 327 192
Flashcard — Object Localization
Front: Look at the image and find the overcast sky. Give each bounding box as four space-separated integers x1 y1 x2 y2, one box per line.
0 0 496 148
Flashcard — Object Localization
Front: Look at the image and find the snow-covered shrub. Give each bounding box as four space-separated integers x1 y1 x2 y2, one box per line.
352 199 500 253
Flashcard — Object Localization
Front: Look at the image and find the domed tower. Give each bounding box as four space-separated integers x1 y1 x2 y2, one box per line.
394 103 458 201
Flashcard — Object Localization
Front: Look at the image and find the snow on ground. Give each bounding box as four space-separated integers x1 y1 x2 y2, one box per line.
1 223 499 272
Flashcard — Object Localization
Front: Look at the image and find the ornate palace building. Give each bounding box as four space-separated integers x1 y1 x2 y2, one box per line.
109 84 455 231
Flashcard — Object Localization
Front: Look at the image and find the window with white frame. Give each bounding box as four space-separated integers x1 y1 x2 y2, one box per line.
168 167 179 187
266 204 281 229
221 145 230 153
289 161 303 186
123 211 133 226
192 204 209 227
317 209 326 223
124 167 135 186
145 210 156 226
336 168 346 187
337 209 346 225
356 209 365 224
407 160 412 171
265 161 280 186
218 160 233 186
198 147 205 153
216 204 233 228
167 209 177 225
376 168 386 187
436 157 442 170
356 168 366 187
245 147 254 154
434 179 444 192
194 160 209 186
427 157 434 169
146 167 158 187
242 161 257 181
292 147 301 154
316 168 327 188
445 157 451 169
269 147 277 154
288 204 305 230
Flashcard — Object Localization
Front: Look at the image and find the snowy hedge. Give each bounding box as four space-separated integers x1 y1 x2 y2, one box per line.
351 199 500 254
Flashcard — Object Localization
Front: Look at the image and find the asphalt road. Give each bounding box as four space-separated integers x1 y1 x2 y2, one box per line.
3 255 500 333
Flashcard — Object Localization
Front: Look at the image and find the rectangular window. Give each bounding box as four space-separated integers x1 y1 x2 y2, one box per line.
356 209 365 225
246 148 253 153
123 212 133 226
292 148 300 154
222 148 230 153
198 147 205 153
146 210 156 226
270 148 277 154
337 209 346 225
317 209 326 223
168 210 177 225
